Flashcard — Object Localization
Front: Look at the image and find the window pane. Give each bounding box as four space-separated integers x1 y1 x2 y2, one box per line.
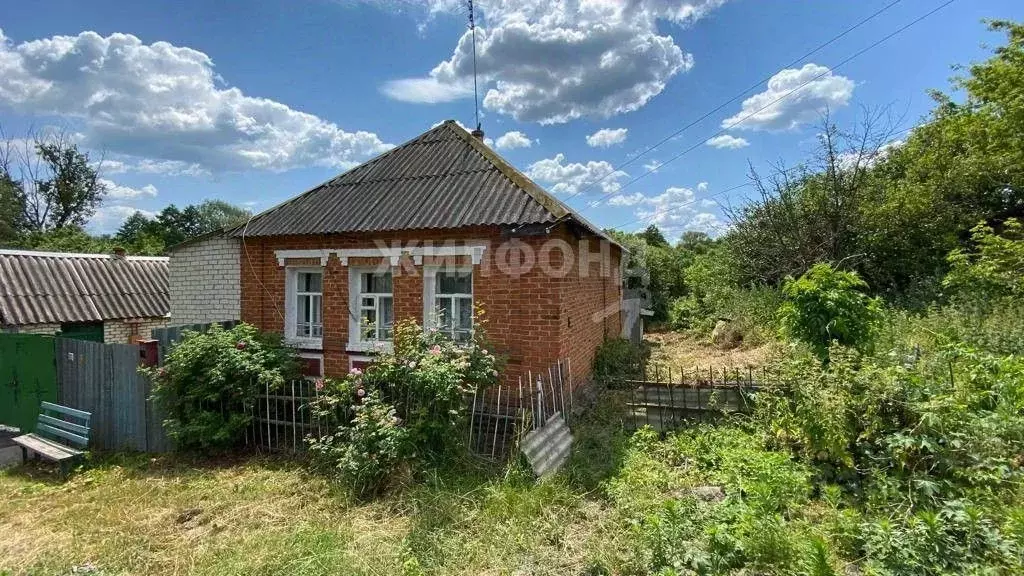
298 272 322 293
360 308 376 340
435 297 452 329
361 297 375 308
457 296 473 330
380 297 394 340
436 271 471 294
362 272 392 293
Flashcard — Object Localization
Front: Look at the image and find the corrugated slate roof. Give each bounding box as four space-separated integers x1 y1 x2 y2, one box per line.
235 120 611 239
0 249 169 326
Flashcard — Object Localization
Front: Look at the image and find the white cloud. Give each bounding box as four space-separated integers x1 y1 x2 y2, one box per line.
0 29 393 172
494 130 533 150
382 1 731 124
706 134 750 149
696 181 708 192
723 63 854 131
620 185 726 238
836 139 905 170
88 205 156 234
381 77 474 103
586 128 628 148
526 153 627 195
99 179 158 200
643 160 663 173
608 192 646 206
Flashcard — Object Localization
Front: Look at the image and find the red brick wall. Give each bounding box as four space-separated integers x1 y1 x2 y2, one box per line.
238 224 622 389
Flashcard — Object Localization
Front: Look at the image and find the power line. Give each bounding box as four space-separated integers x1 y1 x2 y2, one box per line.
580 0 957 214
606 123 920 233
557 0 906 206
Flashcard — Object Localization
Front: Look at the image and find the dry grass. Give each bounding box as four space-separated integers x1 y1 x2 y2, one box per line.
644 330 778 371
0 453 615 576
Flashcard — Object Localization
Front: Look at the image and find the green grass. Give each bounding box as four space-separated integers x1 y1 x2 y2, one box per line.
0 397 883 575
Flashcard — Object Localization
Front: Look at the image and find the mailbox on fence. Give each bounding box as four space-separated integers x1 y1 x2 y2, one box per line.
139 339 160 367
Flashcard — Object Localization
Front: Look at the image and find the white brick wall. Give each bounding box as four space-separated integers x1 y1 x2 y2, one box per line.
103 317 169 343
3 323 61 335
170 235 242 325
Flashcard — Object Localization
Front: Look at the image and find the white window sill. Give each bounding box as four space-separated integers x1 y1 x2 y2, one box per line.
285 337 323 350
346 341 393 354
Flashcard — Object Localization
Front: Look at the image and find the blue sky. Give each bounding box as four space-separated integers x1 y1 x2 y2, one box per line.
1 0 1021 239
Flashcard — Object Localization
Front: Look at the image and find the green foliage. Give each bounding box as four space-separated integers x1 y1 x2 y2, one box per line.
147 323 299 450
307 317 502 496
115 200 251 255
780 264 882 357
592 338 645 382
944 218 1024 304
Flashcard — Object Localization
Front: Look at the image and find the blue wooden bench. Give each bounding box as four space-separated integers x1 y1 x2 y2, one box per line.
13 402 91 473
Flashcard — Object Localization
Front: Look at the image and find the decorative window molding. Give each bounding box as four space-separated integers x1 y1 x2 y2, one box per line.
423 266 474 342
275 249 329 266
284 267 323 350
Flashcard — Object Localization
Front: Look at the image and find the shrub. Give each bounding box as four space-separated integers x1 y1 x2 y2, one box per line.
592 338 645 383
780 263 882 357
148 323 299 450
944 218 1024 305
307 317 502 495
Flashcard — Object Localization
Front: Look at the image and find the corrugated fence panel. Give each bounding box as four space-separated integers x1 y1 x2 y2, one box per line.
520 413 573 478
56 338 169 452
57 338 111 448
151 320 239 348
106 344 147 451
0 334 58 433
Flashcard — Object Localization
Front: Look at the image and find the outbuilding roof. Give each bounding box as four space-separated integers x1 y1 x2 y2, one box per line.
233 120 614 244
0 249 169 326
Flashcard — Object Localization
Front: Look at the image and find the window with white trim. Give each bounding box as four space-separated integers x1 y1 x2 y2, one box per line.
291 270 323 340
285 268 323 347
430 269 473 342
356 271 393 342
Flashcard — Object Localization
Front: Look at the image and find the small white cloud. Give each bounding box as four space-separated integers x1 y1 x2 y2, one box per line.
99 179 158 200
617 184 728 238
723 63 854 131
494 131 533 150
526 153 628 195
697 181 709 192
88 205 156 234
380 77 474 103
586 128 629 148
643 160 663 173
706 134 750 149
608 192 646 206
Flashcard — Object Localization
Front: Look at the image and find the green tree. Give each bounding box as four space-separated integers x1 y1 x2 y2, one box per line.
780 263 882 357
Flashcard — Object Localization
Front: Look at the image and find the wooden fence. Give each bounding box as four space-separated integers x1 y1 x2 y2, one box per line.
56 338 171 452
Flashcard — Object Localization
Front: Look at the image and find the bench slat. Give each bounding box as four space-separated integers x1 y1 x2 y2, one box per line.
36 422 89 447
37 414 91 437
12 434 82 461
41 401 91 422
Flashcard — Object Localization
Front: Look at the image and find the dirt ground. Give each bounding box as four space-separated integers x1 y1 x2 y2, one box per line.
644 330 776 370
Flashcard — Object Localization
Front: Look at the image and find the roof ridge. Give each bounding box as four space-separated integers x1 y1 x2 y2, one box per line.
0 248 169 262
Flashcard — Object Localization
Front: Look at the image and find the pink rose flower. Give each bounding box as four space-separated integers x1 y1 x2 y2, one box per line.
482 349 489 356
429 345 442 356
314 378 325 391
236 341 247 350
356 388 366 398
349 367 363 376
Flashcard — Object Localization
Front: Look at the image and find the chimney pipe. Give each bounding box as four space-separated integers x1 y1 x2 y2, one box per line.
471 125 485 141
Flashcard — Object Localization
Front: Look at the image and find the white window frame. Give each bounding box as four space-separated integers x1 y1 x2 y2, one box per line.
423 266 474 342
348 268 394 352
285 267 323 349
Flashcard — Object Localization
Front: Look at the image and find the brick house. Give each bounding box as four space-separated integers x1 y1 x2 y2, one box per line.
0 248 169 343
170 121 624 385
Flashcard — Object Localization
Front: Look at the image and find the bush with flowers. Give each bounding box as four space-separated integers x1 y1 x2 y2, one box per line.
307 314 503 495
147 323 299 450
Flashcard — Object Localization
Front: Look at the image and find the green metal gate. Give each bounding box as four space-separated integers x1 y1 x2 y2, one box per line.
0 334 58 433
60 322 105 342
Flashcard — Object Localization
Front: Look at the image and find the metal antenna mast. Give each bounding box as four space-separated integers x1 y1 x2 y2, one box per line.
468 0 480 131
